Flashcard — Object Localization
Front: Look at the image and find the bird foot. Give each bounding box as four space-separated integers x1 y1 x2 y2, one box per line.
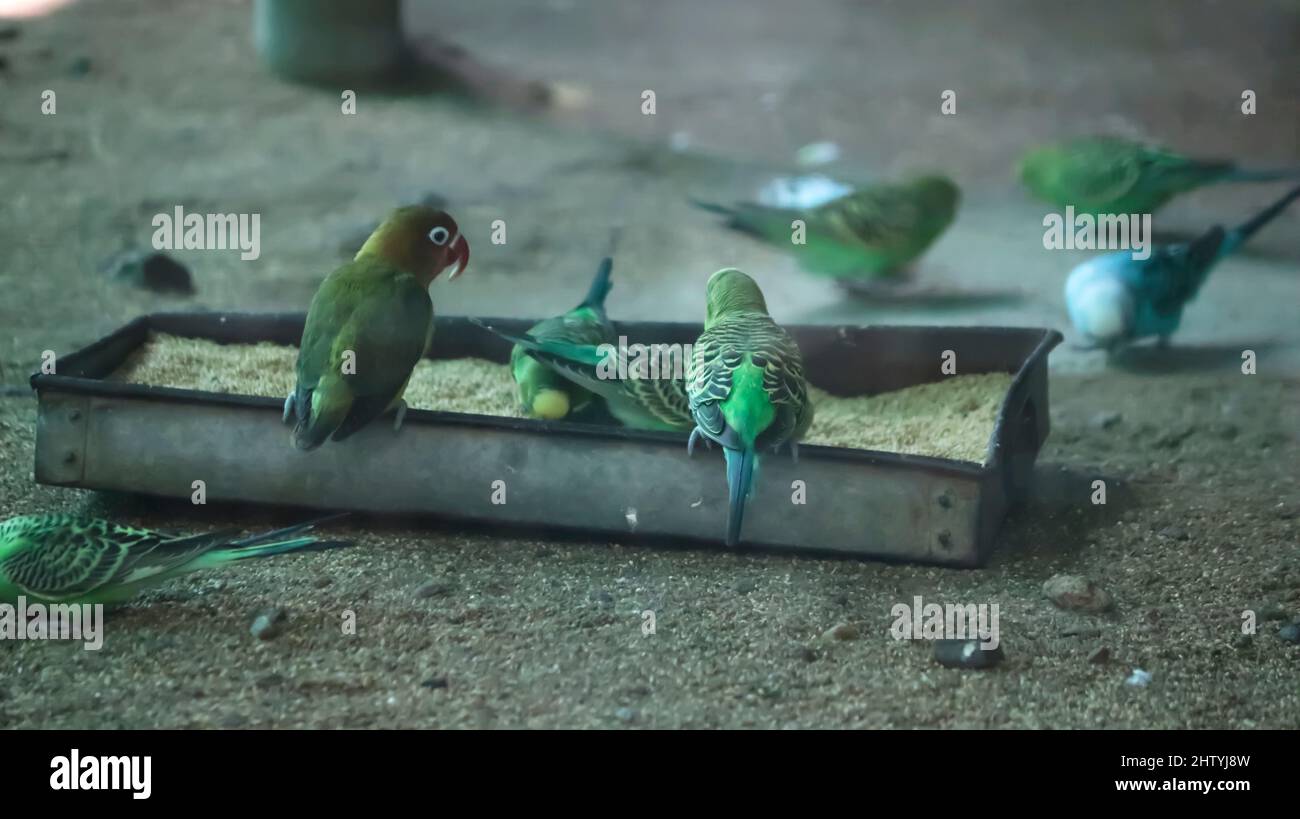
393 399 408 432
687 427 712 456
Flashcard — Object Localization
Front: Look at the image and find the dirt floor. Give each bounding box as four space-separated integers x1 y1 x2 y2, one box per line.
1 0 1298 729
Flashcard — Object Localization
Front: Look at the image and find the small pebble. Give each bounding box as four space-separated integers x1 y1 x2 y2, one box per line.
415 579 451 599
614 706 637 723
1088 646 1111 665
1279 622 1300 644
794 646 817 663
1043 574 1114 613
822 623 859 641
313 576 332 589
734 579 757 595
421 677 448 690
934 639 1004 669
1090 410 1122 430
1233 634 1254 650
250 607 287 640
1157 526 1189 541
1125 668 1153 687
1060 623 1102 638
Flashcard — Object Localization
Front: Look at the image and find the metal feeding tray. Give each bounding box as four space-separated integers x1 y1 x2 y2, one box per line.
30 312 1060 567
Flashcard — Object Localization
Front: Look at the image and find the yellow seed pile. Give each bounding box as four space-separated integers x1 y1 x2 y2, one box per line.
110 333 1012 463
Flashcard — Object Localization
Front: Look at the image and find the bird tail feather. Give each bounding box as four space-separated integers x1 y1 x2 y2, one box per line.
1220 167 1300 184
1224 182 1300 252
292 386 351 451
724 447 757 547
203 516 353 565
579 256 614 310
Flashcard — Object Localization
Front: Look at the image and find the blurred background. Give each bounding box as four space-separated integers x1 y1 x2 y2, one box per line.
2 0 1298 382
1 0 1298 730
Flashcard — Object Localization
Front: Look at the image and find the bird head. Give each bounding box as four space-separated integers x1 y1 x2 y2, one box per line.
705 268 768 325
1064 260 1137 345
358 206 470 285
1017 145 1064 195
911 175 962 217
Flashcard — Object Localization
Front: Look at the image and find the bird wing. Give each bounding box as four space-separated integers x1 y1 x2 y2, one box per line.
1059 139 1147 207
812 187 927 251
0 517 234 601
1140 227 1227 316
688 315 810 449
297 263 434 442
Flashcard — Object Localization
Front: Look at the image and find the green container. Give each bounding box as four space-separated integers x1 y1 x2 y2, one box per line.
253 0 407 85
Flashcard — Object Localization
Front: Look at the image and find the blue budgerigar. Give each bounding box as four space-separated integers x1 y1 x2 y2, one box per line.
1065 184 1300 350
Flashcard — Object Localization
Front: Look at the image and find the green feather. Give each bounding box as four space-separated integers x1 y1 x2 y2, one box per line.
687 269 813 546
510 258 616 420
694 175 960 279
1019 136 1300 216
0 514 352 605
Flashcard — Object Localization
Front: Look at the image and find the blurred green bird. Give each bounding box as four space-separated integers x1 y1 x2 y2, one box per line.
687 269 813 546
509 256 616 421
0 514 352 605
1019 136 1300 216
692 175 960 280
476 319 694 432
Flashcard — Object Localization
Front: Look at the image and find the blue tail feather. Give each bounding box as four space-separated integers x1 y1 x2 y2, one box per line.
724 447 757 547
579 257 614 310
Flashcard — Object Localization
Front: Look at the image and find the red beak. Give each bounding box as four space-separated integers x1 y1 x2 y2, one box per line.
448 234 470 280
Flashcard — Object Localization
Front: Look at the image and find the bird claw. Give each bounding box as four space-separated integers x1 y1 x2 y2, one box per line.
687 427 712 456
393 399 408 432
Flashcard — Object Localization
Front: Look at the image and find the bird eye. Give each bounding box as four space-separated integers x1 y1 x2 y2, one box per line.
428 226 450 245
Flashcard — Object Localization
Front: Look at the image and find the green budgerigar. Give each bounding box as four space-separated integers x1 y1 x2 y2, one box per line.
476 319 694 432
1019 136 1300 216
0 514 352 605
692 175 960 280
686 268 813 546
510 256 616 420
285 205 470 450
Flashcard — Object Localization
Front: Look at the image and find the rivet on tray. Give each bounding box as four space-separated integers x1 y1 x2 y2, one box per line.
63 451 77 464
937 530 952 549
937 492 952 509
68 409 82 422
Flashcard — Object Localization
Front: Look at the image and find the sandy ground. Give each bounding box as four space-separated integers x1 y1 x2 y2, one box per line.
0 0 1297 728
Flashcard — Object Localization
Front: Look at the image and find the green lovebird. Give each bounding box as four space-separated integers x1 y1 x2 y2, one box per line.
475 318 694 432
510 256 616 420
285 205 470 450
686 268 813 546
692 175 960 279
1019 136 1300 216
0 514 352 605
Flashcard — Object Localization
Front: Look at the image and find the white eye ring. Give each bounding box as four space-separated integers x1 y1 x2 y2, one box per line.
428 226 450 245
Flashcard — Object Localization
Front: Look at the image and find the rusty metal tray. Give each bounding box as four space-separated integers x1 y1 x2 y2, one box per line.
29 312 1060 566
